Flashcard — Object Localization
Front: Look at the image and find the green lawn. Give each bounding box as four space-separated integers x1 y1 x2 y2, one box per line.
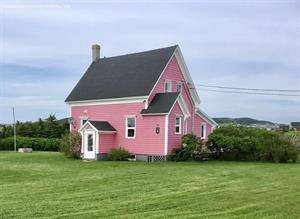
0 152 299 219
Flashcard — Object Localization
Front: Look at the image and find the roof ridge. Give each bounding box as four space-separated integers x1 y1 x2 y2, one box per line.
97 45 178 61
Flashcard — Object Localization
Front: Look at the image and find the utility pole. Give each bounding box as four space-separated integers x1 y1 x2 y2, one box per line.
12 107 16 152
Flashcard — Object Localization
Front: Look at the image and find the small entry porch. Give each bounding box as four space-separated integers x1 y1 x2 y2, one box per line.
78 120 116 160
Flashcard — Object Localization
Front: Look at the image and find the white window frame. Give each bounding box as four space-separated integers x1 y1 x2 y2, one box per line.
175 116 182 134
125 115 136 139
164 79 172 93
201 123 207 139
80 116 88 127
176 82 182 93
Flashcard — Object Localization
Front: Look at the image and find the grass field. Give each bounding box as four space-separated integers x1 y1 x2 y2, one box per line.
0 152 299 219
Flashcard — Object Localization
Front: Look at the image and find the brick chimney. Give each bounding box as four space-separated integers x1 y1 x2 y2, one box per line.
92 44 100 62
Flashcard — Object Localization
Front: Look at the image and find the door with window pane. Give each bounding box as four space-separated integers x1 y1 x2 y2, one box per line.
84 131 95 159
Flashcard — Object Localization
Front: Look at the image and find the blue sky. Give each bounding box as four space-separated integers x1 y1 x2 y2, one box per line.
0 0 299 124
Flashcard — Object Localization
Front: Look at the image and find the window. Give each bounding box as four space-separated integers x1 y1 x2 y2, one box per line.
175 117 182 134
126 116 136 138
87 134 93 151
176 82 182 92
164 80 172 92
80 116 88 126
201 123 206 139
184 119 188 134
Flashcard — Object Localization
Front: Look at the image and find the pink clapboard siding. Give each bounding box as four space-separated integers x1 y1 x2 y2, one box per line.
149 56 195 133
168 102 184 154
99 134 116 153
194 114 213 140
72 103 166 155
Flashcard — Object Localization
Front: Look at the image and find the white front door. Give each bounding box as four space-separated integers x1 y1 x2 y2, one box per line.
84 131 96 159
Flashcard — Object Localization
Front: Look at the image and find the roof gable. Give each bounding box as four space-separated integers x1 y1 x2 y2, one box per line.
173 47 200 105
65 45 177 102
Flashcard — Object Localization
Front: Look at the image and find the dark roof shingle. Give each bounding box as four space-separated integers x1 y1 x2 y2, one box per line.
291 122 300 127
65 45 177 102
141 92 179 114
89 121 116 131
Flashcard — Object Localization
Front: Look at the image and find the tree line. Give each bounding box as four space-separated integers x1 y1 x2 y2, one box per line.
0 115 68 139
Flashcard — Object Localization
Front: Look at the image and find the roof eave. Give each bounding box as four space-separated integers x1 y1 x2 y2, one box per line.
195 108 218 127
174 47 201 106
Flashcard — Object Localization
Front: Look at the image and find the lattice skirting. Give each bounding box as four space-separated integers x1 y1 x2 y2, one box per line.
97 153 168 162
147 155 167 162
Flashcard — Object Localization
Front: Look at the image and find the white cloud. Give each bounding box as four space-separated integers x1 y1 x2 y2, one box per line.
0 1 299 123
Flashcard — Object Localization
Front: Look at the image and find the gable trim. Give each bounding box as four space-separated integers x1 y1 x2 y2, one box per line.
168 94 190 119
174 47 201 106
67 96 147 107
195 108 218 127
78 121 98 133
78 121 117 133
147 47 178 100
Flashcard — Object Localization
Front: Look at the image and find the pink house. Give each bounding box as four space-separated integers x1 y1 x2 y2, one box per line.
65 44 217 161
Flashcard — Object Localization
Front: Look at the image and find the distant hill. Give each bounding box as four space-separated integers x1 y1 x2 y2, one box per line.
213 117 275 126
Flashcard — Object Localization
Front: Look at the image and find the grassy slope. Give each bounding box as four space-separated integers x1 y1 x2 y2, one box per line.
0 152 299 219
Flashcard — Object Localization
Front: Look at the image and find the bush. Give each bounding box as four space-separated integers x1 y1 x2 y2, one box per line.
269 132 300 163
207 126 300 163
0 136 61 151
170 134 204 161
59 131 81 159
108 148 131 161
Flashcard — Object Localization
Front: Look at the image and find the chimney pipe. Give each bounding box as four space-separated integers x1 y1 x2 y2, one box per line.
92 44 100 62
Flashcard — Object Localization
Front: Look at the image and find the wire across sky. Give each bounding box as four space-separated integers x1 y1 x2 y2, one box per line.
195 84 300 97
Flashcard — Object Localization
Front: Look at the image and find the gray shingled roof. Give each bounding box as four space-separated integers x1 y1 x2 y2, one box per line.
65 45 178 102
141 92 179 114
89 121 116 132
291 122 300 127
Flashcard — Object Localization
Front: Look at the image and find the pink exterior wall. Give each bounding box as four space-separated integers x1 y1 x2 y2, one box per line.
168 102 184 154
99 134 116 153
194 114 213 139
72 103 166 155
148 56 195 134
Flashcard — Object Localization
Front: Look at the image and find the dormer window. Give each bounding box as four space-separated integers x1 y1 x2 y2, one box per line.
176 82 182 92
164 80 172 93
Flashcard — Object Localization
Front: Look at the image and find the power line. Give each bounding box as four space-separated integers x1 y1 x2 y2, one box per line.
196 84 300 92
197 88 300 97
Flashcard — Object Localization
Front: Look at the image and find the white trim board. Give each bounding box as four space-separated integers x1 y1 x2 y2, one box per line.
164 115 169 156
195 108 218 127
66 96 147 107
174 47 201 106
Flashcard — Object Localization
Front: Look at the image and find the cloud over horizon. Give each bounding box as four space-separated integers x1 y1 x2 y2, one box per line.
0 1 299 124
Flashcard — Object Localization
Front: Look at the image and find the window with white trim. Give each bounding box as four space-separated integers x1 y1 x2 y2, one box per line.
164 80 172 93
175 117 182 134
201 123 206 139
176 82 182 92
80 116 88 126
126 116 136 138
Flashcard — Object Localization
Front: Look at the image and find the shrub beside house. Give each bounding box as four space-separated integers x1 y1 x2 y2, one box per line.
207 126 300 163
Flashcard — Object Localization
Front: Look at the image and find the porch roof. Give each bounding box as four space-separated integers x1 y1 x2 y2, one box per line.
88 121 116 132
141 92 179 115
